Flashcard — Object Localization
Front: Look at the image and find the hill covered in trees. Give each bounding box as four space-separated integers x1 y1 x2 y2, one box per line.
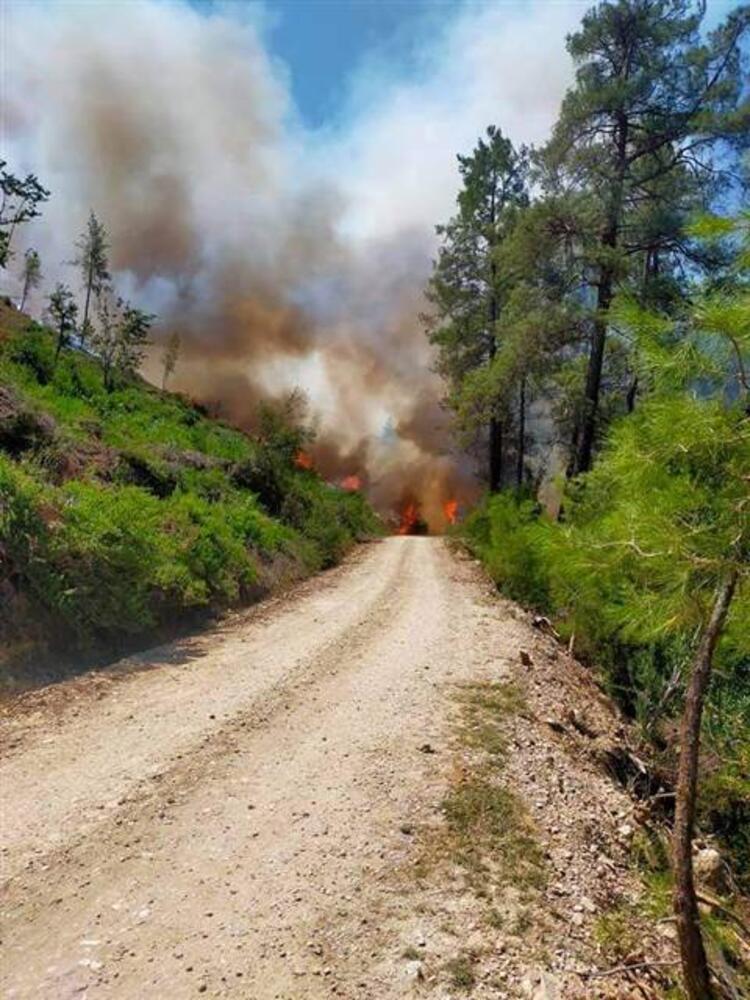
0 299 380 684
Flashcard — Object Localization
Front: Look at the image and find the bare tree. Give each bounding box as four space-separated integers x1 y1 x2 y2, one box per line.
19 249 42 313
91 292 153 391
92 292 119 390
161 331 181 390
118 302 153 380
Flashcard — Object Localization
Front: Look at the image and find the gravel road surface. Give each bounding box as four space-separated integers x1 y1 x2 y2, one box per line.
1 537 509 999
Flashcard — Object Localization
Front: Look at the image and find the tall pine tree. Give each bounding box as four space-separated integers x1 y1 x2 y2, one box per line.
540 0 748 474
426 126 528 490
73 211 111 347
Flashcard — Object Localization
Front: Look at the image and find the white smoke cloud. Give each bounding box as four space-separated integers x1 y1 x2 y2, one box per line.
325 1 578 242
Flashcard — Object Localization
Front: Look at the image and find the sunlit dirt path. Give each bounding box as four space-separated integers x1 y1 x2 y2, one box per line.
1 537 517 999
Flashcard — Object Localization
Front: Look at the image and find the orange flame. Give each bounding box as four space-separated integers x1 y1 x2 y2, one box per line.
443 499 459 525
341 474 361 492
398 502 420 535
294 450 313 470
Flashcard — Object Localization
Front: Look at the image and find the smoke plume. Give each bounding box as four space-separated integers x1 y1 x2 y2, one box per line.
2 0 578 528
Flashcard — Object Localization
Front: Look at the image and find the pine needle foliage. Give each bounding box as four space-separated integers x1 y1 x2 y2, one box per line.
464 218 749 881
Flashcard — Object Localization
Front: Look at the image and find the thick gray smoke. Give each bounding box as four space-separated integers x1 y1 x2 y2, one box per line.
2 0 576 526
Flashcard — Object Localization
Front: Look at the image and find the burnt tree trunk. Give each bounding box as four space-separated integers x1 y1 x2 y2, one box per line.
673 571 738 1000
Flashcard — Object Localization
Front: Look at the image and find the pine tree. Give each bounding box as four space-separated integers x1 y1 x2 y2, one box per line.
479 195 591 488
541 0 748 474
670 216 749 999
558 214 749 998
426 126 529 490
73 211 111 347
47 283 78 365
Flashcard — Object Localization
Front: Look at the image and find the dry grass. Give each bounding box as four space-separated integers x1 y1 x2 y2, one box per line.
400 678 547 994
454 680 527 758
440 775 545 890
414 680 545 898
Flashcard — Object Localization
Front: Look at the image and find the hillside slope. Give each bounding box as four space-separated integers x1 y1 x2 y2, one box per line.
0 301 380 685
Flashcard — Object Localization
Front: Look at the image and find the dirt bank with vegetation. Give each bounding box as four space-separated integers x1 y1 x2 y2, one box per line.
0 301 381 688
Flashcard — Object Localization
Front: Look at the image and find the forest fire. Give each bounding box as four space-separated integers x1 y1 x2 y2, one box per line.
398 502 419 534
397 501 429 535
341 474 362 492
395 496 462 535
443 499 459 525
294 450 313 470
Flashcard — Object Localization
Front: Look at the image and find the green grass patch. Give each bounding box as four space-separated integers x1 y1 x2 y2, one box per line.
455 680 527 758
443 954 477 991
592 905 644 963
440 776 546 891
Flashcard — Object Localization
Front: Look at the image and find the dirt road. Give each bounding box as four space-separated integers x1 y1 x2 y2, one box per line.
1 537 520 999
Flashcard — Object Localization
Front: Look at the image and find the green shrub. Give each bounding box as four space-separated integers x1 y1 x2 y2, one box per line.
463 492 553 608
51 482 180 632
0 474 271 638
9 324 55 383
460 271 750 886
0 453 62 607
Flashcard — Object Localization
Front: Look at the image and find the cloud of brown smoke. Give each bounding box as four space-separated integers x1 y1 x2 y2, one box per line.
3 0 576 528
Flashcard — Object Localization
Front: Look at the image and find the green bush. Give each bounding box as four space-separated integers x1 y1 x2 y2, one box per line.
279 476 381 569
9 324 56 384
460 263 750 889
463 492 552 609
0 453 62 607
0 465 289 638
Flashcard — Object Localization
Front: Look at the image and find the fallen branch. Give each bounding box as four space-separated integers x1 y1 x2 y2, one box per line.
584 960 680 979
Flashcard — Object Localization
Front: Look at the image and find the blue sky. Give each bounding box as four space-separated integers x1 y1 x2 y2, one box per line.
190 0 455 128
197 0 740 128
263 0 453 127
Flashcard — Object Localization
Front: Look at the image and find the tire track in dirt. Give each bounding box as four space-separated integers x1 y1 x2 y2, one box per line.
1 538 408 877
